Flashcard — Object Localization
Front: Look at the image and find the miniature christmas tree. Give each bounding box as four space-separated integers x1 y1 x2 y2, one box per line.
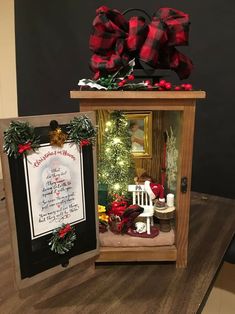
98 111 134 198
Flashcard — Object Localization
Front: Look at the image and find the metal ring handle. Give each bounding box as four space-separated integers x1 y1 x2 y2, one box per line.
122 8 151 21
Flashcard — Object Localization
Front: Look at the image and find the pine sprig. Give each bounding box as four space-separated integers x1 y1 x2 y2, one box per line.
3 121 40 158
67 115 97 146
49 224 76 255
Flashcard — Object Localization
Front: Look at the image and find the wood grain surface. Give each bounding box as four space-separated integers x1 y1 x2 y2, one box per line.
70 90 206 99
0 181 234 314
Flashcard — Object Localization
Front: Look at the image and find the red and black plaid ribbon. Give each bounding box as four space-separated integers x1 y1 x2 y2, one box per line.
89 6 193 79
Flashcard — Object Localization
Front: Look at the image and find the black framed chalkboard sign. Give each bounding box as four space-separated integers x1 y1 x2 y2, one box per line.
0 112 99 290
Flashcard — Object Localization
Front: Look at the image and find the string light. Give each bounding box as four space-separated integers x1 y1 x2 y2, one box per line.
113 137 121 144
113 183 120 190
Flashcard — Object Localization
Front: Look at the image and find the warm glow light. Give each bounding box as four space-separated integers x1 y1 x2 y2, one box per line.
119 161 124 166
106 121 112 126
113 138 121 144
105 147 111 152
113 183 120 190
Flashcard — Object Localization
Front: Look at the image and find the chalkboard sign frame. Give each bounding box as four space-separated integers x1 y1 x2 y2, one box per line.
0 112 99 290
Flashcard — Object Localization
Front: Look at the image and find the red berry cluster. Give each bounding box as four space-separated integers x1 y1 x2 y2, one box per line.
118 74 135 87
153 80 172 91
174 83 193 91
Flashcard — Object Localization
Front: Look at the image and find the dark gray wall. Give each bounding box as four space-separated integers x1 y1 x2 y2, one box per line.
15 0 235 198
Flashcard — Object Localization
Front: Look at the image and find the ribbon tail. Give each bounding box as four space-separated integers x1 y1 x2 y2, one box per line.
169 48 193 79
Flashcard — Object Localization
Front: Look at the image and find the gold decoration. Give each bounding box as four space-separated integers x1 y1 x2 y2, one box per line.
49 128 68 147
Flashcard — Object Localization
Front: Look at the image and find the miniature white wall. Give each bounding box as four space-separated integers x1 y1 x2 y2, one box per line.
0 0 18 178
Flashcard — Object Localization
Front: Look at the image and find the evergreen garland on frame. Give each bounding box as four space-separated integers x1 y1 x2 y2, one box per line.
3 121 40 158
3 116 97 158
67 115 97 147
49 224 76 255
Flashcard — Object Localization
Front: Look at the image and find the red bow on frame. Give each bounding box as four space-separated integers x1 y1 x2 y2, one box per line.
59 224 72 238
18 142 32 154
80 139 90 147
89 6 193 79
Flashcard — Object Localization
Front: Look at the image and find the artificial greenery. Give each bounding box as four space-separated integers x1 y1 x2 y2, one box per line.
98 111 135 198
48 224 76 255
3 121 40 158
78 59 148 91
67 115 97 146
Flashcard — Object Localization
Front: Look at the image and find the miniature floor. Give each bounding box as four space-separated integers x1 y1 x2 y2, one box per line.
0 180 235 314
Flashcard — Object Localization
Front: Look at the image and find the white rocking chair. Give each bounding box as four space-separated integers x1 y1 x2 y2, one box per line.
128 185 154 234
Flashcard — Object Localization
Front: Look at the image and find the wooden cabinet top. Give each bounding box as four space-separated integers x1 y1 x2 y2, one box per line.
70 90 206 100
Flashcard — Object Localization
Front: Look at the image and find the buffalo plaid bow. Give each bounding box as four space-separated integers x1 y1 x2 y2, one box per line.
89 6 193 79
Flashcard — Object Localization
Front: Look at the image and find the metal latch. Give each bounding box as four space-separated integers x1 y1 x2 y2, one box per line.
181 177 188 193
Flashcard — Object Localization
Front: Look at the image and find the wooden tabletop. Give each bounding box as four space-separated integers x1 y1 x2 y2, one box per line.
0 183 234 314
70 90 206 100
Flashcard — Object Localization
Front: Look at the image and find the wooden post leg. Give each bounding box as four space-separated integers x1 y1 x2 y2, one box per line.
150 216 154 226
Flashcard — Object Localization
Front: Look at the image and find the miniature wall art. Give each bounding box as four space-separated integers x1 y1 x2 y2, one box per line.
125 111 152 158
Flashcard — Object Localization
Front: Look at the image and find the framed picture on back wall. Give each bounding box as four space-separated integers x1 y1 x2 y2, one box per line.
125 111 152 158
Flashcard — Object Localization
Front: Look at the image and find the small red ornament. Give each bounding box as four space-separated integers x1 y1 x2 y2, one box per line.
174 86 181 91
159 80 166 87
179 83 193 90
18 142 32 154
147 85 153 90
165 82 172 90
127 74 135 81
118 79 127 87
185 83 192 90
154 83 159 87
145 80 151 85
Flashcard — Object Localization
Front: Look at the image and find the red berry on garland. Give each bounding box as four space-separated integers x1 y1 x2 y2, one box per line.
185 84 193 90
159 80 166 87
154 83 159 87
118 81 124 87
127 74 135 81
147 85 153 90
174 86 181 91
181 84 186 89
145 80 151 85
165 82 172 90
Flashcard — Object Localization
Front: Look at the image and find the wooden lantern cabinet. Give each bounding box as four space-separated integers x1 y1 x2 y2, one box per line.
70 91 206 268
